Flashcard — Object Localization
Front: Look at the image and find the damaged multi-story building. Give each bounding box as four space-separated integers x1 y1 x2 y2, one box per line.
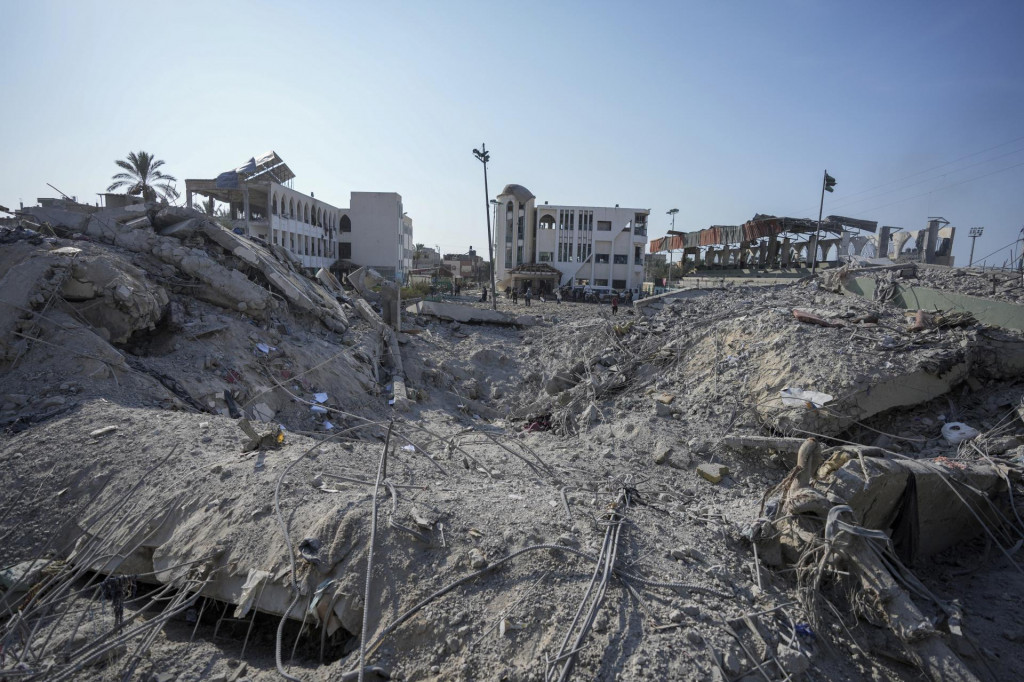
648 214 956 270
492 184 649 294
185 152 414 280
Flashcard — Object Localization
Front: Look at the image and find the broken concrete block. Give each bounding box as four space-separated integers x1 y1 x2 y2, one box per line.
544 371 577 396
653 439 673 465
515 315 540 327
654 392 675 404
60 278 97 301
696 463 729 484
655 401 673 417
158 218 199 239
775 645 809 676
251 403 275 422
123 216 152 230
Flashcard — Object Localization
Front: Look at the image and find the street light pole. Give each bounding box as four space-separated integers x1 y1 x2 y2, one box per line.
666 208 679 288
968 227 984 267
473 144 497 310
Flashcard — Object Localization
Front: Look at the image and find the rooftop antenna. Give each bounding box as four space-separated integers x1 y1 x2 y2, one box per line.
47 183 73 201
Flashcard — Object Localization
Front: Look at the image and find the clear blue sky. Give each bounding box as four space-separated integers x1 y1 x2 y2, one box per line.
3 0 1023 266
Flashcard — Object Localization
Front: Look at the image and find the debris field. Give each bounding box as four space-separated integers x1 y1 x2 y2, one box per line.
2 203 1024 682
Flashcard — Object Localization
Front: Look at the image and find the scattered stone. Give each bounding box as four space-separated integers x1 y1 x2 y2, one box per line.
89 425 118 438
722 650 741 675
469 548 488 570
653 439 673 465
776 644 810 676
697 463 729 484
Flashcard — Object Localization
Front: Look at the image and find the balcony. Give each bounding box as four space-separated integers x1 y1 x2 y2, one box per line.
633 224 647 236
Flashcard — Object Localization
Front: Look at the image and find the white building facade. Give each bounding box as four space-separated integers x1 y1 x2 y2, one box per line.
494 184 648 292
186 154 413 279
338 192 413 282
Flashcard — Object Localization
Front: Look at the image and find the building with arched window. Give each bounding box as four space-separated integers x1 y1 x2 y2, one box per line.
184 152 413 279
493 184 648 294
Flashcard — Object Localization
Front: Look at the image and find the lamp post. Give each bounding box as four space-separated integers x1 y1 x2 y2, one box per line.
968 227 984 267
666 208 679 288
473 144 497 310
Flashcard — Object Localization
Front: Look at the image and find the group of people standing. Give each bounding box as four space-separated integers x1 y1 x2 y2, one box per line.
509 286 534 306
503 284 637 312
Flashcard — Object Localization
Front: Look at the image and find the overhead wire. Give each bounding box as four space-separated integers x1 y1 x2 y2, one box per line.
821 145 1024 215
786 131 1024 216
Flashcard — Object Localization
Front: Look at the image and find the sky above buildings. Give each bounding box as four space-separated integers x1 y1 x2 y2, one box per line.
3 0 1023 266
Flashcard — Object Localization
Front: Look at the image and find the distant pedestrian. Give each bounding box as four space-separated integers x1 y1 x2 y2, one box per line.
556 289 562 304
525 287 532 307
512 289 519 304
611 294 619 315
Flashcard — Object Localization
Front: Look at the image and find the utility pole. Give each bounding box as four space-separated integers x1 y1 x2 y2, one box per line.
968 227 984 267
473 144 497 310
666 208 679 288
811 170 836 274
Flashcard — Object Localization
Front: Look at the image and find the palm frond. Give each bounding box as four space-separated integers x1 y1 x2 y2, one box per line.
151 170 177 182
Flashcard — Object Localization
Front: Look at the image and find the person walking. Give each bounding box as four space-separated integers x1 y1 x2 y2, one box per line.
556 288 562 304
512 288 519 304
611 293 619 315
524 287 532 307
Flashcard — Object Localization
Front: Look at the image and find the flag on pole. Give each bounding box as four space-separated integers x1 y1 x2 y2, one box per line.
824 172 837 192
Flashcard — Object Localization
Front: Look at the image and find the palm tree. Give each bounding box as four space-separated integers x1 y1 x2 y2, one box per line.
107 151 179 203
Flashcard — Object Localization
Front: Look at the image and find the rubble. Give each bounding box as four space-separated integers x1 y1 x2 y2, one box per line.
2 233 1024 682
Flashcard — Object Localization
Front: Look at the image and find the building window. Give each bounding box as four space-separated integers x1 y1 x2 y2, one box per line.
597 220 611 231
340 242 351 259
506 201 514 242
340 215 351 233
613 254 628 264
580 210 593 231
575 278 589 286
595 253 610 264
634 245 643 264
539 215 555 229
634 213 647 236
538 251 553 262
272 194 278 215
612 279 627 290
594 278 609 287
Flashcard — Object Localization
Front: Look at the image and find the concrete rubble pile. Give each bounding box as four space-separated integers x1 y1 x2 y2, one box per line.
2 241 1024 682
0 202 382 431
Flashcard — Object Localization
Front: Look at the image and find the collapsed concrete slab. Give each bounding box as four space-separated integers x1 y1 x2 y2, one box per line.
821 454 1010 560
633 287 714 316
753 446 1013 682
843 275 1024 332
407 300 520 325
22 204 349 333
761 331 1024 437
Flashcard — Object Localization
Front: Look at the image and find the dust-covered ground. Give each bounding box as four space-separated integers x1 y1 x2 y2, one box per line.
3 213 1024 682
